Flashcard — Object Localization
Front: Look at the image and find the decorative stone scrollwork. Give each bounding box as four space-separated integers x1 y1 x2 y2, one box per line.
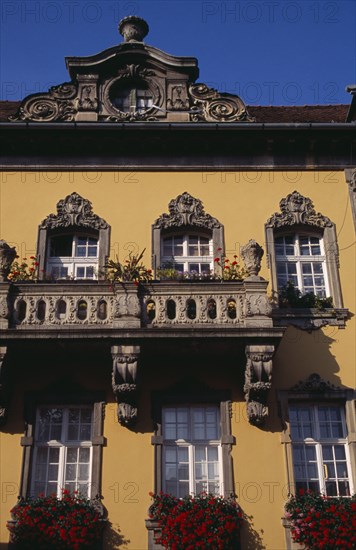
111 346 140 426
189 83 255 123
106 112 158 122
290 373 339 393
10 83 77 122
76 85 98 112
241 240 264 278
266 191 333 229
40 192 108 230
0 240 17 282
154 192 222 230
113 293 140 319
244 345 274 426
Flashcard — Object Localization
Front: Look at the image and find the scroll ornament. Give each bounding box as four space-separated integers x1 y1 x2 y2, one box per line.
9 83 77 122
189 83 255 123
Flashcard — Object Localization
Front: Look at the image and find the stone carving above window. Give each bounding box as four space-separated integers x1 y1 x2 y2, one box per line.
153 192 222 230
40 192 108 230
189 83 255 123
290 373 340 394
266 191 333 229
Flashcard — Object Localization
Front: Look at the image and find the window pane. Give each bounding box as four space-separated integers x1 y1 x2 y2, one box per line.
50 235 72 257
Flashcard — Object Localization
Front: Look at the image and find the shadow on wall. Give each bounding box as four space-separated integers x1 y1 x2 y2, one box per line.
241 511 267 550
103 522 130 549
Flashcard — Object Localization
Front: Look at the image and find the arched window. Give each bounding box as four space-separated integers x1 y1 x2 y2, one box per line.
37 193 110 281
152 192 224 276
265 191 343 307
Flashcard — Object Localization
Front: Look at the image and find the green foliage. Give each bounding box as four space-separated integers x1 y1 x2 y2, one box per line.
279 281 333 309
106 248 153 284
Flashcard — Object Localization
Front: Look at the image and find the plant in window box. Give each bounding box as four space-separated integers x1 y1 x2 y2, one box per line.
8 490 106 550
279 281 333 309
157 262 184 281
284 490 356 550
214 249 246 281
7 256 39 282
105 248 153 286
149 492 242 550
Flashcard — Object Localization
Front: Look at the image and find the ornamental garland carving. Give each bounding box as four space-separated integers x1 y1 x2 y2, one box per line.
154 192 222 229
111 346 140 427
40 192 108 230
10 82 77 122
244 345 274 426
189 83 255 123
266 191 333 228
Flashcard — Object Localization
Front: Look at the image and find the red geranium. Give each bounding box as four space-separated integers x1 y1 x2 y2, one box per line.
285 491 356 550
8 490 106 550
149 492 242 550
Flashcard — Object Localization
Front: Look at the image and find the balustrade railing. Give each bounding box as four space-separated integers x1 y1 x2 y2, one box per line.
1 280 273 331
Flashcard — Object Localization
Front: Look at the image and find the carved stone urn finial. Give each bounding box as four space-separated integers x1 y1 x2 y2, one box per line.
241 239 264 278
0 240 16 282
118 16 149 42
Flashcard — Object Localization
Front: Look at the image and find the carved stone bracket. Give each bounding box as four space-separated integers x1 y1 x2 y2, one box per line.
266 190 333 229
111 345 140 426
241 240 264 278
40 192 108 230
0 240 17 282
153 192 222 230
244 345 274 425
189 83 255 123
0 347 8 427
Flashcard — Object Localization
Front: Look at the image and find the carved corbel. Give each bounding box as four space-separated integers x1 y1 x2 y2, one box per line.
113 290 141 328
244 345 274 426
111 345 140 426
0 347 8 427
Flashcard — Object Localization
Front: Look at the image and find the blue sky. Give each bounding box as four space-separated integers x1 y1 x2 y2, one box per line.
1 0 355 105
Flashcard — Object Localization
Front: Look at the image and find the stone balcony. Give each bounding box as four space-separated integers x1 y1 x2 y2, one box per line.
0 278 274 337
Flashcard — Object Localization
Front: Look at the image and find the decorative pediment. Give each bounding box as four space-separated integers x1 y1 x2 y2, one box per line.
290 373 340 393
9 17 255 124
266 191 333 228
153 192 222 230
189 83 255 123
40 192 108 230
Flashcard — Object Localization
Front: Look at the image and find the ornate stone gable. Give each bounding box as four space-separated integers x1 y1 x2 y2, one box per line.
9 17 254 124
266 190 333 228
40 192 108 230
153 192 222 230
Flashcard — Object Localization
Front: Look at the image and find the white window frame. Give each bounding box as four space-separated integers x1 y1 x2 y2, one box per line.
162 405 223 497
113 86 153 113
275 233 330 297
289 403 354 497
47 235 99 280
161 234 214 276
30 405 93 499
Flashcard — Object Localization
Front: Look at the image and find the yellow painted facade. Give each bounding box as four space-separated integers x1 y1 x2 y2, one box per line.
0 170 355 549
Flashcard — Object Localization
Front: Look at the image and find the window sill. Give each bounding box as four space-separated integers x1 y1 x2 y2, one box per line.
272 307 349 330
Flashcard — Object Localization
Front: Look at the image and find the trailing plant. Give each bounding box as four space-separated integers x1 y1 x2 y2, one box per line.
214 249 246 281
284 490 356 550
8 490 106 550
279 281 333 309
149 492 242 550
7 256 39 282
106 248 153 285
